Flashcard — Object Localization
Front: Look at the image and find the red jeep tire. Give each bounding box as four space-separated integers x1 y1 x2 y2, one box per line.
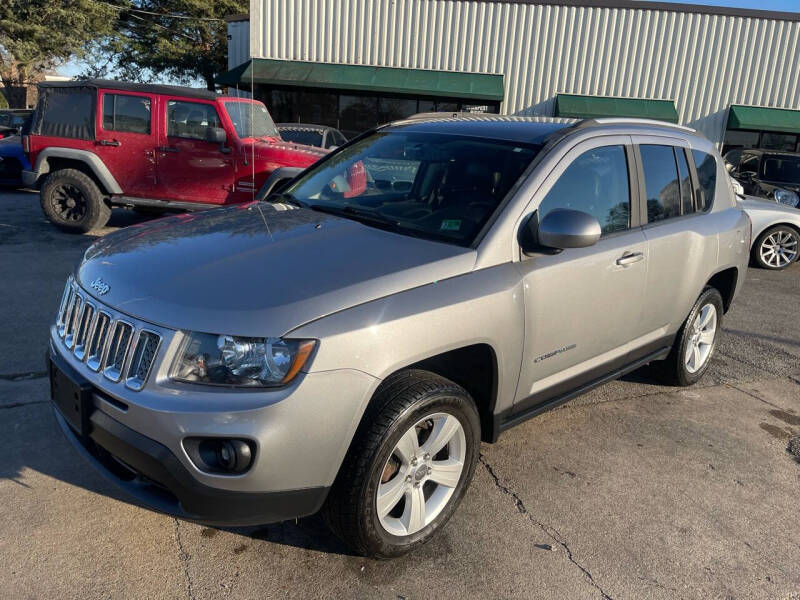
40 168 111 233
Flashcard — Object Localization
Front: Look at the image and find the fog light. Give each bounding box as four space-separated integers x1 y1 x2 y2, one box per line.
216 439 252 473
184 437 255 474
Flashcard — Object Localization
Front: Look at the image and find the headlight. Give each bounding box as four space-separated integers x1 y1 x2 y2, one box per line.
774 188 799 208
171 332 316 387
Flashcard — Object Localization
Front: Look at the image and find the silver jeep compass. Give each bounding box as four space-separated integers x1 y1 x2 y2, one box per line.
48 116 750 558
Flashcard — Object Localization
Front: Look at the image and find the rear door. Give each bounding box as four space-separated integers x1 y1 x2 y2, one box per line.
96 90 158 197
633 137 720 347
156 98 235 204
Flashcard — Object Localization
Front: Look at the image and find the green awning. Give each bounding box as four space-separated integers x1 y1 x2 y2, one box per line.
216 58 504 102
728 105 800 134
555 94 679 123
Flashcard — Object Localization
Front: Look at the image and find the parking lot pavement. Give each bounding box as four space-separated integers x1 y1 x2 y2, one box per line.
1 189 799 599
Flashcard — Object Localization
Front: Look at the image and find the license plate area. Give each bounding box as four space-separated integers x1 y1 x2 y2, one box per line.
49 357 93 436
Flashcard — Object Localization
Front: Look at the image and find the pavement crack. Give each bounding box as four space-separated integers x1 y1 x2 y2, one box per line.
727 383 784 410
0 370 48 382
479 454 615 600
174 518 196 600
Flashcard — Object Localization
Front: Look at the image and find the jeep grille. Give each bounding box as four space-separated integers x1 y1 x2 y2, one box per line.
55 277 162 390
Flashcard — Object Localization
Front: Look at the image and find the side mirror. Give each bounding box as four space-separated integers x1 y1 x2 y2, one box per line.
530 209 602 251
206 127 227 145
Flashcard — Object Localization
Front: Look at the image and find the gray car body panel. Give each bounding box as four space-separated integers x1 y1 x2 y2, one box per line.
53 117 749 505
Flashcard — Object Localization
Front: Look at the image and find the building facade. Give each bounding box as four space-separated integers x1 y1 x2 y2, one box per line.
222 0 800 151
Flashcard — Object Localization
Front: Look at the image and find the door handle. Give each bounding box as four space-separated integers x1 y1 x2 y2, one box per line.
97 139 121 147
158 146 179 153
616 251 644 266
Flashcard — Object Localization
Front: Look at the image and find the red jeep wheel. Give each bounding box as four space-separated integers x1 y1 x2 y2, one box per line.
40 169 111 233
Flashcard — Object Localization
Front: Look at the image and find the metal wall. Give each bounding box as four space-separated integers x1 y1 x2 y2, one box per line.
237 0 800 144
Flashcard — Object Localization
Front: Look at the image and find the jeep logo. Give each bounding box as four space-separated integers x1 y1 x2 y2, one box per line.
90 277 110 296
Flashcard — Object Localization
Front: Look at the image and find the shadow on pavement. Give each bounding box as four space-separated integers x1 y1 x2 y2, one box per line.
1 397 357 557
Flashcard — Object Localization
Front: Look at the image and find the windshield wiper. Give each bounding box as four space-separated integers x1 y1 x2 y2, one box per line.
307 204 401 232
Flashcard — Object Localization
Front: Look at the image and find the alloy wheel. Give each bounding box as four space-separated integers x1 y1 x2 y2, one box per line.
376 412 466 537
760 229 798 268
51 183 88 222
685 303 717 374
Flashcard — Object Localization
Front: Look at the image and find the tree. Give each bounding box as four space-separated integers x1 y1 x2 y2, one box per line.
85 1 247 91
0 0 115 106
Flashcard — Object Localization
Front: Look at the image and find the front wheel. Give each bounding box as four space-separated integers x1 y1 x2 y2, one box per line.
654 287 724 386
752 225 799 270
323 370 480 558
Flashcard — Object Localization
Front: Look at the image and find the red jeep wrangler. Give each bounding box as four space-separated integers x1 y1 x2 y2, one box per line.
22 80 325 232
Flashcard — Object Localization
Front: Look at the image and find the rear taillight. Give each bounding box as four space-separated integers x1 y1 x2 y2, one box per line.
21 135 30 154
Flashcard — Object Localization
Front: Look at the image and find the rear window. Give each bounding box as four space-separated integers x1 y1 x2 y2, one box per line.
31 86 95 140
280 128 324 147
640 145 681 223
692 150 717 211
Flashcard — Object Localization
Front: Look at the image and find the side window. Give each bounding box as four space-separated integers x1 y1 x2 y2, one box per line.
692 150 718 211
167 101 221 141
538 145 630 235
102 94 151 134
640 145 680 223
675 148 694 215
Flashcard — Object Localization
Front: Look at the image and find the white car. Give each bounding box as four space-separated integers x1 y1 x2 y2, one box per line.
738 194 800 270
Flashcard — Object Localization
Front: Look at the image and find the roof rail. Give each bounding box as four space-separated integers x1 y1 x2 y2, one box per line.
589 117 697 133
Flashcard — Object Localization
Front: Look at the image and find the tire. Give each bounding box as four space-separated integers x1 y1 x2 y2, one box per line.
654 287 724 386
752 225 799 270
323 369 481 558
40 168 111 233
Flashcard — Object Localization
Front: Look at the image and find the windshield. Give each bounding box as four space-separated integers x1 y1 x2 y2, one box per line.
761 155 800 184
280 128 324 147
224 101 279 139
281 131 540 246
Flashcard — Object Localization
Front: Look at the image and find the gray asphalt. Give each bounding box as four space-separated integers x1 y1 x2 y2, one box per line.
1 190 799 599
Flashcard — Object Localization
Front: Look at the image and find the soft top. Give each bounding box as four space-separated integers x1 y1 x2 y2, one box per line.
38 79 217 101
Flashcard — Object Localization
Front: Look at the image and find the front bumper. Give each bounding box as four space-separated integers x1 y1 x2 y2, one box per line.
48 334 377 525
54 402 329 526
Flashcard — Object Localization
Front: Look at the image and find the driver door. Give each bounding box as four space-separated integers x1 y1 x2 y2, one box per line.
513 137 650 413
156 98 235 204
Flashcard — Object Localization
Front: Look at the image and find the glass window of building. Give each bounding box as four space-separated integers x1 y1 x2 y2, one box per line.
760 132 798 152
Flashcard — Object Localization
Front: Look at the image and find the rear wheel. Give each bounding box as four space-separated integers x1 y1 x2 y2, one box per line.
654 287 723 386
753 225 799 270
323 370 480 558
40 168 110 233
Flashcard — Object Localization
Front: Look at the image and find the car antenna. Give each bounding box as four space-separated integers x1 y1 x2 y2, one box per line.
250 61 256 201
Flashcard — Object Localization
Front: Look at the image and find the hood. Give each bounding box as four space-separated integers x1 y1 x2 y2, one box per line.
250 138 327 165
77 203 476 336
